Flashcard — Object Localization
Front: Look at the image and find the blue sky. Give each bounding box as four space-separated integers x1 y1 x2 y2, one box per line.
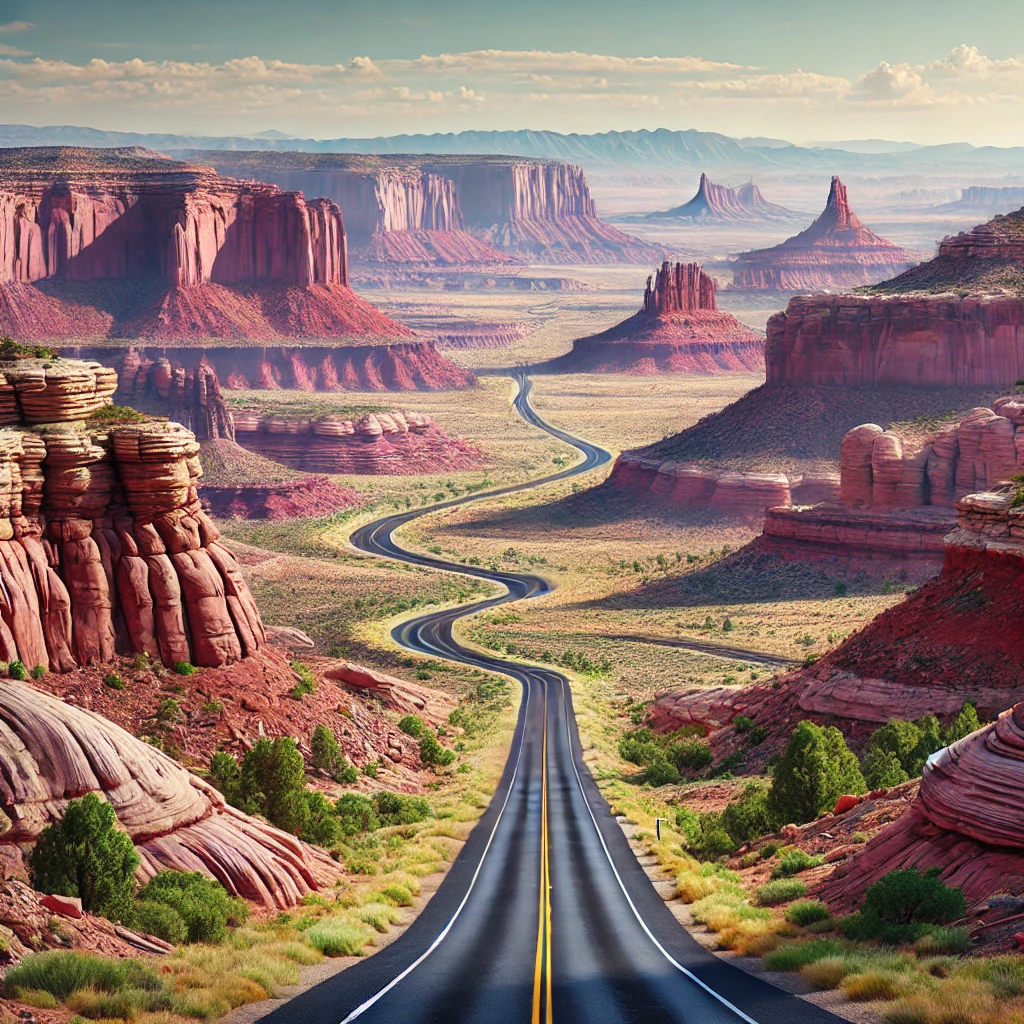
1 0 1023 144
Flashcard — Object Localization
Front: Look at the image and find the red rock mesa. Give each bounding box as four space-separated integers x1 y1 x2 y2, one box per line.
643 173 796 223
546 261 764 375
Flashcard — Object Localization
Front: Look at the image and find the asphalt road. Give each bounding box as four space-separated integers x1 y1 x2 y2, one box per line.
264 374 841 1024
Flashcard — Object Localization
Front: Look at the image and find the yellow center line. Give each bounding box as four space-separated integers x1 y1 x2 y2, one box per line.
532 684 552 1024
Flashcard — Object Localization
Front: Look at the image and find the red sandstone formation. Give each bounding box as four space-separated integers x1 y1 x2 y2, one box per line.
605 456 838 518
643 173 796 223
232 409 485 475
0 357 264 673
547 262 764 374
193 152 661 266
733 177 915 291
760 397 1024 565
0 676 339 909
820 702 1024 908
202 474 366 520
324 661 455 724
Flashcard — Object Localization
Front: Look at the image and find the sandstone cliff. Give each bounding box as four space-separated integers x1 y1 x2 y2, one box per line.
190 151 660 266
544 262 764 375
733 177 915 291
643 173 796 223
0 147 421 347
232 409 485 475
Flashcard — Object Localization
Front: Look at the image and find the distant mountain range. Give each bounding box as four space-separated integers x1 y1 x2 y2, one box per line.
2 123 1024 183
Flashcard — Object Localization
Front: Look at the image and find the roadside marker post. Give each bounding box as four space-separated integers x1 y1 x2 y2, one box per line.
655 818 669 841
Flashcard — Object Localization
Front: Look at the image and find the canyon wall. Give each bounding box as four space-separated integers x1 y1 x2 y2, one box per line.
0 357 264 673
733 177 916 291
192 152 660 266
232 409 485 475
546 261 765 375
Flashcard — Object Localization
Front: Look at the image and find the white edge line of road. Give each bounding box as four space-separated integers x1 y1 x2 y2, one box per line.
558 676 763 1024
337 676 534 1024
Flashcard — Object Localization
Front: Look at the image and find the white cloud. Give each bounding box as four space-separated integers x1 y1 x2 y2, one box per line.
857 61 934 105
0 21 32 34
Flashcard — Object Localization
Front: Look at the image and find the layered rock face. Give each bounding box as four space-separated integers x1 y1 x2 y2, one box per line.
0 676 337 908
0 357 265 673
760 398 1024 564
191 152 660 266
0 147 437 358
604 456 838 517
232 409 485 475
78 343 476 395
643 173 796 223
820 701 1024 908
733 177 916 290
546 262 765 374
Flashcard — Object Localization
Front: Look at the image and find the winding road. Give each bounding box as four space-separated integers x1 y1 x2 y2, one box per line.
265 374 840 1024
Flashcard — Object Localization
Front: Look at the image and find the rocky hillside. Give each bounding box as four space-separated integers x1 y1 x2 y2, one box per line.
732 176 916 290
192 151 661 266
543 261 764 375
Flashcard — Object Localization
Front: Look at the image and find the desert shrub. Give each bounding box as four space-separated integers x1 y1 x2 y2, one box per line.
721 783 778 844
302 791 342 847
172 661 196 676
674 806 703 846
641 757 681 787
137 870 248 944
5 951 162 1001
208 751 245 807
133 899 188 945
240 737 309 834
418 731 456 768
29 793 139 922
357 902 403 933
733 715 756 733
913 926 971 956
763 939 844 972
290 661 315 699
103 671 126 690
862 748 910 789
772 849 825 878
666 738 713 774
801 956 852 990
756 879 808 906
379 884 414 907
842 970 903 1001
335 793 380 836
311 725 342 775
305 920 373 956
676 809 734 860
398 715 426 738
768 721 866 825
863 869 966 927
373 791 432 827
618 737 662 767
884 997 932 1024
785 900 833 926
8 659 26 680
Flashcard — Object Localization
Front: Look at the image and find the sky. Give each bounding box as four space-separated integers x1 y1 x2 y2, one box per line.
1 0 1024 145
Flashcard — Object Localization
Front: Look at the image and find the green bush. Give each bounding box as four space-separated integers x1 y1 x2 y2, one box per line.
619 737 662 767
310 724 356 783
772 849 825 879
8 659 26 680
171 661 196 676
785 900 833 926
666 738 713 774
756 879 809 906
31 664 45 681
29 794 139 922
763 939 844 972
862 868 965 928
862 718 932 779
290 661 315 699
240 737 309 834
676 809 735 860
374 791 432 827
862 748 910 789
335 793 380 836
641 758 680 787
398 715 426 738
103 671 126 690
133 899 188 945
721 783 778 844
137 870 248 944
302 791 342 847
419 731 456 768
379 883 414 907
768 721 866 825
944 702 982 744
208 751 244 807
913 926 971 956
4 951 162 1001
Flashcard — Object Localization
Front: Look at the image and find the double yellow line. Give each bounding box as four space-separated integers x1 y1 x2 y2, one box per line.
532 687 552 1024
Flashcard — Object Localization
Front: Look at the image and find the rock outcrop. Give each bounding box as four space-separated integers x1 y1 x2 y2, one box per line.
733 177 916 291
643 173 796 223
0 675 338 908
0 356 265 673
544 262 764 374
232 409 485 475
819 702 1024 908
191 152 661 266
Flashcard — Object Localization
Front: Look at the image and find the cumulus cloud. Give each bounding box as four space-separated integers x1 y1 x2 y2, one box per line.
0 21 32 34
0 44 1022 142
